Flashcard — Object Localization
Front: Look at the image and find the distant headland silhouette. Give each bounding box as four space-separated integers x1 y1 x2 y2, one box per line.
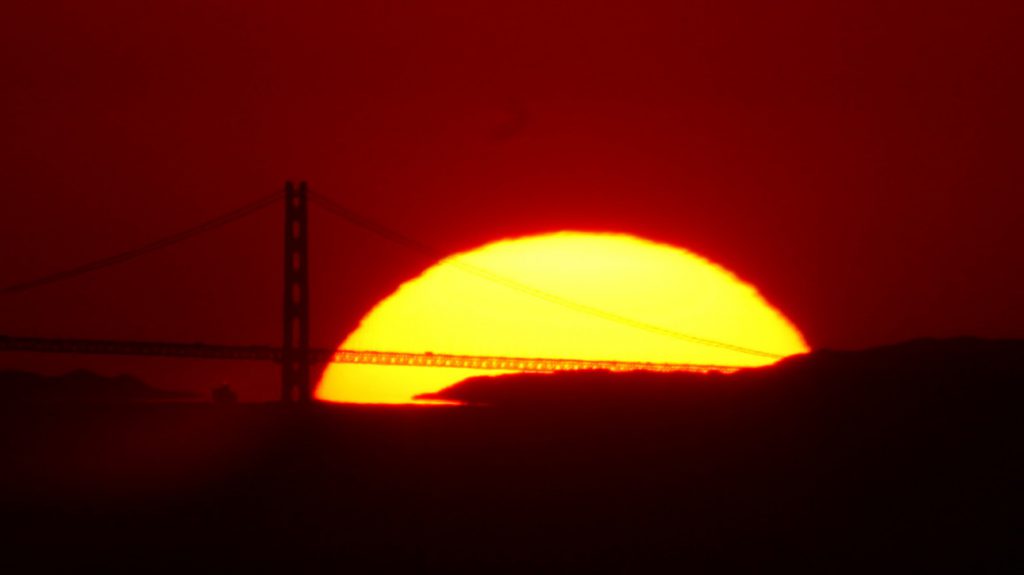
416 336 1023 407
0 369 196 403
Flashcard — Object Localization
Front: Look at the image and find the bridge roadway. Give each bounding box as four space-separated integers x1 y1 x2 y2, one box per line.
0 335 738 374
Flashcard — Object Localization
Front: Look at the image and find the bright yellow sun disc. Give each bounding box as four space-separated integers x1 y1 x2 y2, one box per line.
316 231 809 404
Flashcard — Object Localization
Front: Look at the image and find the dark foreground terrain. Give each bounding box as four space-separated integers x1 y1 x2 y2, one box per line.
1 338 1021 572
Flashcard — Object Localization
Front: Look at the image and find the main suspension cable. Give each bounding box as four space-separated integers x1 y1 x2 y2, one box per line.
1 191 283 295
308 191 781 359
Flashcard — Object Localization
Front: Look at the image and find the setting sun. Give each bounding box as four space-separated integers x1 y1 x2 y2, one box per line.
316 232 809 404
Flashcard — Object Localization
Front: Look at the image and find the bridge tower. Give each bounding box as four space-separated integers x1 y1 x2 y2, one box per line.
281 181 311 402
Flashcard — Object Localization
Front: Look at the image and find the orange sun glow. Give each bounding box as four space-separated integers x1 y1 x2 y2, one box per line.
316 231 809 404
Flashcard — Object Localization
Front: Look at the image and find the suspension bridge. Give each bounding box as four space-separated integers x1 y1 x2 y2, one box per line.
0 182 769 402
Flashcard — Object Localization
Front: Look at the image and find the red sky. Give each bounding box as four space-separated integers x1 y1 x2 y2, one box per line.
1 1 1021 399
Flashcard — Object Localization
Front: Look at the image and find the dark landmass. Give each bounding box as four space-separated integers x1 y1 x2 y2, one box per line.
0 369 197 403
1 338 1021 572
418 337 1024 407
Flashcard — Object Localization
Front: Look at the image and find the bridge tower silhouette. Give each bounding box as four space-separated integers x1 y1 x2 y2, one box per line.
281 181 311 403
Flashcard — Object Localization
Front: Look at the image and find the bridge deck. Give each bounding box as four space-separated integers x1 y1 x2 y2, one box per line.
0 335 738 374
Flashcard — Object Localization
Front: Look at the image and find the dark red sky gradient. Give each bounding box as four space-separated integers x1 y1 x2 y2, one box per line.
2 1 1021 398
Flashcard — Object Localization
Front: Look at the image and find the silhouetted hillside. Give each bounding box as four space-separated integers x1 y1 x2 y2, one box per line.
2 339 1021 572
417 337 1024 408
0 369 196 403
